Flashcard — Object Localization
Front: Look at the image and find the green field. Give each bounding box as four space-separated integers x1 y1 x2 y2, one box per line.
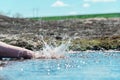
30 13 120 21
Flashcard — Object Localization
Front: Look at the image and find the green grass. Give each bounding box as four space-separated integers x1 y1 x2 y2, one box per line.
30 13 120 21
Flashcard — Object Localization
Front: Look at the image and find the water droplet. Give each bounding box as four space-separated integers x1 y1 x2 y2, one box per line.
47 69 50 72
77 65 80 68
20 68 24 71
0 67 3 70
57 67 60 70
47 72 50 75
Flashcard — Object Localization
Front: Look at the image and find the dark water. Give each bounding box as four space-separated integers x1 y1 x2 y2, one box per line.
0 51 120 80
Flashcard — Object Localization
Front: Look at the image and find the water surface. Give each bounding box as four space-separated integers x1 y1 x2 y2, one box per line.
0 51 120 80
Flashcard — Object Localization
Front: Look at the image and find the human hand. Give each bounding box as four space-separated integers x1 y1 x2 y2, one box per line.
34 52 64 59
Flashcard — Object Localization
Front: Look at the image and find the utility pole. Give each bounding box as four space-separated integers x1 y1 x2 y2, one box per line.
33 8 35 17
33 8 39 17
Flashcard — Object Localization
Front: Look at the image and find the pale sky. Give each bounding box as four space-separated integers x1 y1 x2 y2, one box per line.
0 0 119 17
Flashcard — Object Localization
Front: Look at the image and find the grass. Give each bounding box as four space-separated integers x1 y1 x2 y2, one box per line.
71 36 120 51
30 13 120 21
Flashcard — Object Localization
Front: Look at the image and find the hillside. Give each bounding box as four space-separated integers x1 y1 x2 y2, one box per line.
0 14 120 51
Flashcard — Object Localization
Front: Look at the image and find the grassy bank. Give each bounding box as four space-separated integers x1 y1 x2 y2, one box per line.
0 13 120 51
1 36 120 51
71 36 120 51
30 13 120 21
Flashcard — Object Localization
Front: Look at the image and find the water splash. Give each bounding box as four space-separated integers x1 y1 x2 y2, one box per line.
39 35 71 58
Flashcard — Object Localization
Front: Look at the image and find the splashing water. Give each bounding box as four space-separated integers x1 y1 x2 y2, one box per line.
37 36 71 58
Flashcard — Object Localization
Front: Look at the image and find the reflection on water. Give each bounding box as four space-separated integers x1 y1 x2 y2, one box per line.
0 51 120 80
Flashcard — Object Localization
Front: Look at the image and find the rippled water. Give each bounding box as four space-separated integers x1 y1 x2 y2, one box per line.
0 51 120 80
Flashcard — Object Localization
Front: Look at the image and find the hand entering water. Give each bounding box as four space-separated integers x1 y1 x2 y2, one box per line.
0 42 64 59
0 42 35 59
35 51 65 59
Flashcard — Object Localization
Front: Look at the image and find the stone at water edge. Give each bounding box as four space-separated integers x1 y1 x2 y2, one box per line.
0 61 8 67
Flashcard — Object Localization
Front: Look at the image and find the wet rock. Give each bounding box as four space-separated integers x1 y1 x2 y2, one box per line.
55 36 62 40
92 46 101 50
0 61 8 67
116 45 120 51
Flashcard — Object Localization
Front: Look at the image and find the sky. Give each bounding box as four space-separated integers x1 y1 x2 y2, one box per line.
0 0 120 17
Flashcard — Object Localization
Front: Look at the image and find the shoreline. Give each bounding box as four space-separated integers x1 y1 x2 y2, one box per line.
0 50 120 67
68 50 120 54
0 50 119 60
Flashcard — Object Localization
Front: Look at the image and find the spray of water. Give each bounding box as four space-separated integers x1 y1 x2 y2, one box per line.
37 35 71 59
